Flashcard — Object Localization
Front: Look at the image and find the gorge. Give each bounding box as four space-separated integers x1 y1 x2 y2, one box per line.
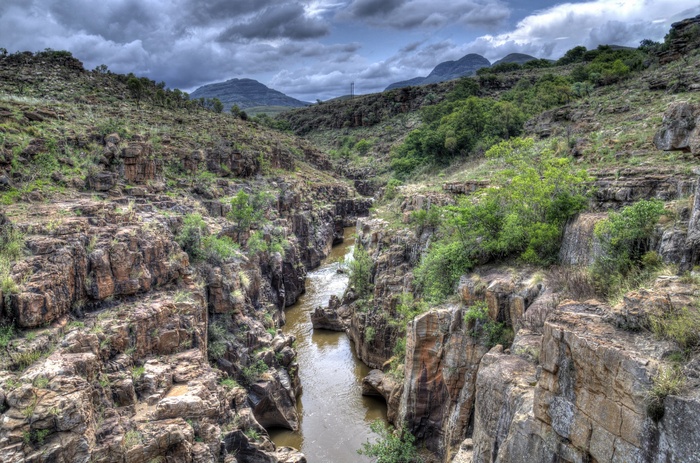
1 14 700 463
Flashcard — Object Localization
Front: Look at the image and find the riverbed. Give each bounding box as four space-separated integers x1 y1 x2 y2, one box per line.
269 228 388 462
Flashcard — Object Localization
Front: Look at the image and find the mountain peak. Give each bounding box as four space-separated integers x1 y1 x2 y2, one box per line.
385 53 490 90
190 78 308 111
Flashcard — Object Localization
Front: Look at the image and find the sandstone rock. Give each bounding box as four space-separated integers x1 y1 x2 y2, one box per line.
310 295 347 331
247 370 299 431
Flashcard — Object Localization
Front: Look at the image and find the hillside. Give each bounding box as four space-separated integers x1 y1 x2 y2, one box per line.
385 53 491 90
190 77 309 111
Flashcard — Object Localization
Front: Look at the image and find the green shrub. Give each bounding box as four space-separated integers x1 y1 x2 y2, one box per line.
592 199 665 296
416 138 589 301
358 421 422 463
0 325 15 348
202 235 239 263
463 301 514 348
241 359 269 385
365 326 376 343
349 245 373 298
176 213 207 261
384 179 402 201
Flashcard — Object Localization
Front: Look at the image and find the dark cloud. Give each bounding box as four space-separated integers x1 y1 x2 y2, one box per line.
46 0 158 44
219 3 329 41
341 0 510 29
346 0 404 18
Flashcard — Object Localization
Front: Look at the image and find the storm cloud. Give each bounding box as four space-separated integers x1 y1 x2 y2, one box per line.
0 0 698 101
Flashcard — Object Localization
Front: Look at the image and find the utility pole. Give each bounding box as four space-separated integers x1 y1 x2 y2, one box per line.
351 82 354 99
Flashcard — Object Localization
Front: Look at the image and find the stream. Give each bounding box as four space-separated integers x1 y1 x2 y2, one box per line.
269 228 388 462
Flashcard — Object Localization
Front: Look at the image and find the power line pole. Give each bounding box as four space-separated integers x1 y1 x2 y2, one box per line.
351 82 354 99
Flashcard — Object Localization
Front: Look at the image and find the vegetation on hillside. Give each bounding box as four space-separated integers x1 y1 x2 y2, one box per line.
415 137 590 301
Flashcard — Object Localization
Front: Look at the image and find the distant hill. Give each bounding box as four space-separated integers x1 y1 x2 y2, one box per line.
190 78 309 111
492 53 538 66
385 54 490 91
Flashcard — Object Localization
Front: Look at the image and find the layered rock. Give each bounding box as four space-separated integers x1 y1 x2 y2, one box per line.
399 307 489 459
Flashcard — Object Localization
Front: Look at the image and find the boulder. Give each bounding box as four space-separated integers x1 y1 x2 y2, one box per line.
653 102 700 155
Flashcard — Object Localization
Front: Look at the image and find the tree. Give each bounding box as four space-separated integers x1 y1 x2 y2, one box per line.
230 104 241 117
212 98 224 113
228 191 255 239
557 46 588 65
127 77 144 108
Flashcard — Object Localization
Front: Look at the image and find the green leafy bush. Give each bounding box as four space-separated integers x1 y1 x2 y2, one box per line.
349 245 374 299
176 213 207 261
592 199 665 296
358 421 422 463
463 301 514 348
416 138 589 301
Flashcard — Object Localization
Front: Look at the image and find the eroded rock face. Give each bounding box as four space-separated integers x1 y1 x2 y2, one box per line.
7 213 187 328
361 369 402 423
470 342 538 463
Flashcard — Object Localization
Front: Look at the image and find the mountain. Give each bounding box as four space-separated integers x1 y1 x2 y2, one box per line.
491 53 538 66
190 78 309 111
385 53 490 90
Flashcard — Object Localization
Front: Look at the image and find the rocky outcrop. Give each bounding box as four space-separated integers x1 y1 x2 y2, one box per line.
658 15 700 64
653 102 700 155
462 296 700 463
310 295 348 331
6 203 187 328
361 369 402 423
591 167 695 210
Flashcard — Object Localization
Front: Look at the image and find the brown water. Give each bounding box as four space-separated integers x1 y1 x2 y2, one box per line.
269 228 388 462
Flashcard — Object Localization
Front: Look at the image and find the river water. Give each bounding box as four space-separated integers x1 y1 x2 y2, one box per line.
269 228 388 462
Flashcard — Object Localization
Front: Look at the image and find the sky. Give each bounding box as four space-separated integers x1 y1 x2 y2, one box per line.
1 0 698 102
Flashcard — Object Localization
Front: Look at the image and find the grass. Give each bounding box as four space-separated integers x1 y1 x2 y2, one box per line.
646 365 686 421
220 377 240 390
123 429 142 449
649 306 700 350
132 365 145 379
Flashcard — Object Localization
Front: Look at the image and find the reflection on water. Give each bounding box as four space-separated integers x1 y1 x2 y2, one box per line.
269 228 388 462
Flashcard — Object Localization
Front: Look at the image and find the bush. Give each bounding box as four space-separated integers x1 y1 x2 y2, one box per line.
358 421 422 463
349 245 374 298
592 199 665 296
463 301 514 348
176 213 207 261
416 138 589 301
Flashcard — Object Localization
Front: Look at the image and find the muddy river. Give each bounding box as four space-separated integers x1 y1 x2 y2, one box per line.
269 228 388 462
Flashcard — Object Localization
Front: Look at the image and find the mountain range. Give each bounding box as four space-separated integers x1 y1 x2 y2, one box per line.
190 78 309 111
385 52 537 90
